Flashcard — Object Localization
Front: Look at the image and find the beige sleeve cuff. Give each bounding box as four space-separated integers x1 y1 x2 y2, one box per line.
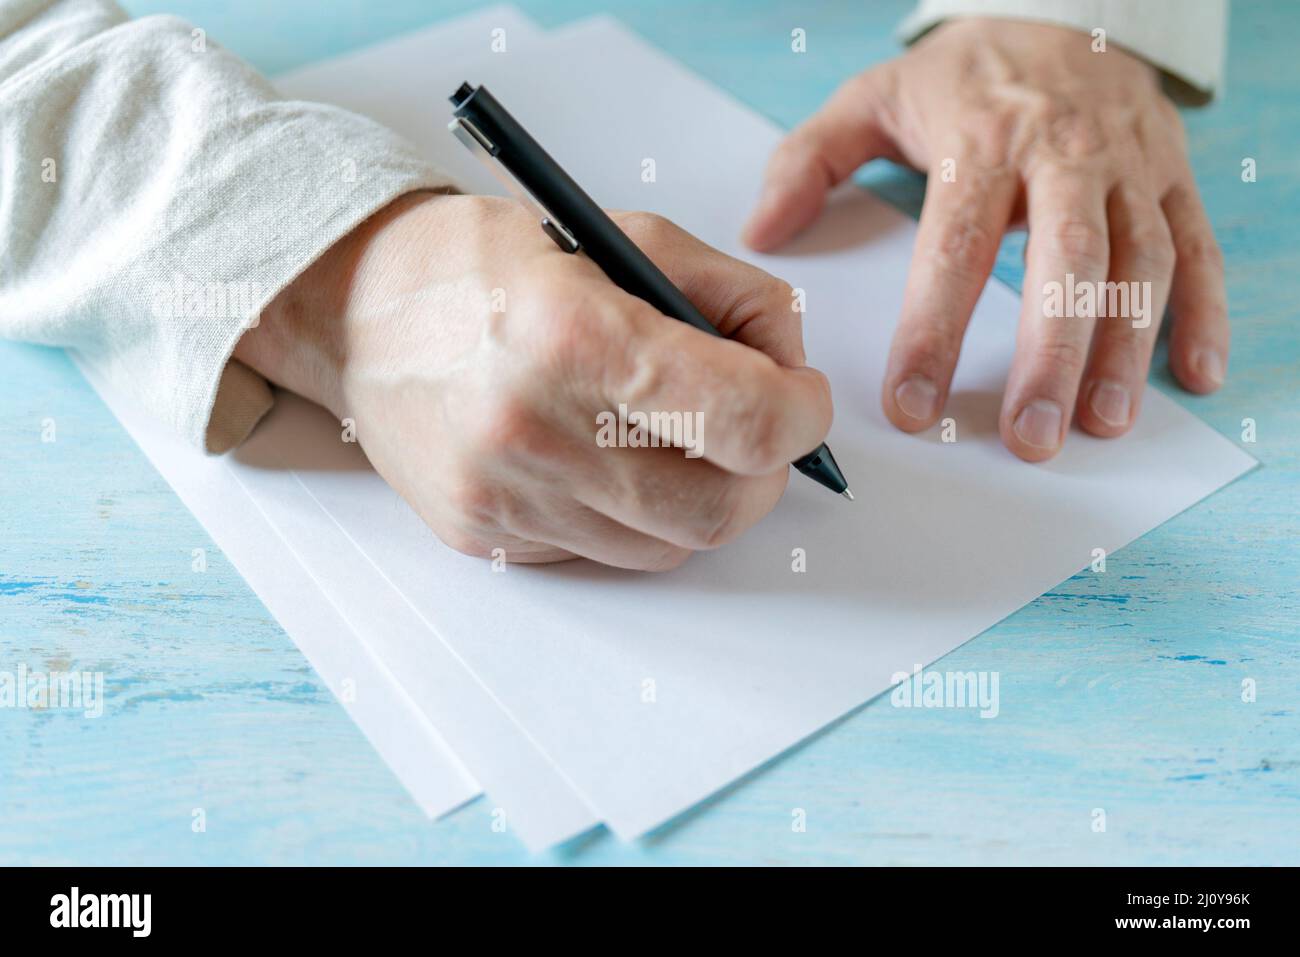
897 0 1229 104
180 86 461 453
0 2 459 455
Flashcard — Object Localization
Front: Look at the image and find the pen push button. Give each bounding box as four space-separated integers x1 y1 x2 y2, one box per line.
541 218 580 254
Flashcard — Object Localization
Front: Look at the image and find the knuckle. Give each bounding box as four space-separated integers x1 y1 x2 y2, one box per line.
793 365 834 438
775 281 807 340
702 502 744 550
956 114 1017 168
640 544 692 573
1035 336 1089 372
472 394 544 461
437 521 493 558
1132 234 1177 277
1055 115 1092 149
688 480 745 550
1117 211 1176 277
615 329 670 408
617 210 678 246
803 364 833 413
800 366 832 426
531 291 607 373
1194 297 1229 328
1044 217 1108 267
1015 89 1056 129
733 389 787 473
1178 232 1225 273
767 275 799 310
1155 95 1184 131
442 472 501 528
1042 110 1105 160
750 419 790 474
728 274 808 358
930 216 999 279
722 272 788 324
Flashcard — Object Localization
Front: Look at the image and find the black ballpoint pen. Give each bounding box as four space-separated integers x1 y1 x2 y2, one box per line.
448 82 852 500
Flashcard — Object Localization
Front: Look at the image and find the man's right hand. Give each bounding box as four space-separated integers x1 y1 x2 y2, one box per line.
236 193 833 570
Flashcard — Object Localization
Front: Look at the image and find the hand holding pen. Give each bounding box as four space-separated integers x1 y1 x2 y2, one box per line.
238 191 836 570
450 83 851 500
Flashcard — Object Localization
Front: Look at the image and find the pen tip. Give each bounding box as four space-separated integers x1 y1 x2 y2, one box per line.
841 488 855 502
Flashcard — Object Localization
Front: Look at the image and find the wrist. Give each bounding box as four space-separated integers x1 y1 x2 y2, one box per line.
235 190 446 418
958 16 1154 66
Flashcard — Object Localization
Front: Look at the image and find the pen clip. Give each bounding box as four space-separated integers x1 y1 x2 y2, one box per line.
448 117 581 254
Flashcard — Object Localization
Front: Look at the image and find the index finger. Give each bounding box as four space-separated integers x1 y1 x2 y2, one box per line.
613 210 809 367
742 64 902 252
596 290 834 476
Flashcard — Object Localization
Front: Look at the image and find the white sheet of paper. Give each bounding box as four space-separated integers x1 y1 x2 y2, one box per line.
267 6 604 849
67 5 568 829
228 409 600 848
265 15 1259 840
74 357 479 819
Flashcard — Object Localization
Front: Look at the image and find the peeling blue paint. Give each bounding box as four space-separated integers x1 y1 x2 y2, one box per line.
0 579 44 594
47 593 110 605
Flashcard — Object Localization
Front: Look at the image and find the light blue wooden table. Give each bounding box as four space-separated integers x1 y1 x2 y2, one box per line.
2 0 1296 865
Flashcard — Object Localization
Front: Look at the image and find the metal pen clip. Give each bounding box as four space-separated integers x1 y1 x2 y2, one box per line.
448 116 580 254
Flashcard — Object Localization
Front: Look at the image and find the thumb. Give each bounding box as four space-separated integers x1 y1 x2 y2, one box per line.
742 64 899 252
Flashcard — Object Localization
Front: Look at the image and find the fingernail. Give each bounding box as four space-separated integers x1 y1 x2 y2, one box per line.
894 375 939 421
1088 380 1131 428
1194 348 1225 387
1013 399 1063 449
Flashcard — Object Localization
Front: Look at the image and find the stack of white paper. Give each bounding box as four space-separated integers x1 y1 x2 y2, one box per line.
78 6 1257 850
